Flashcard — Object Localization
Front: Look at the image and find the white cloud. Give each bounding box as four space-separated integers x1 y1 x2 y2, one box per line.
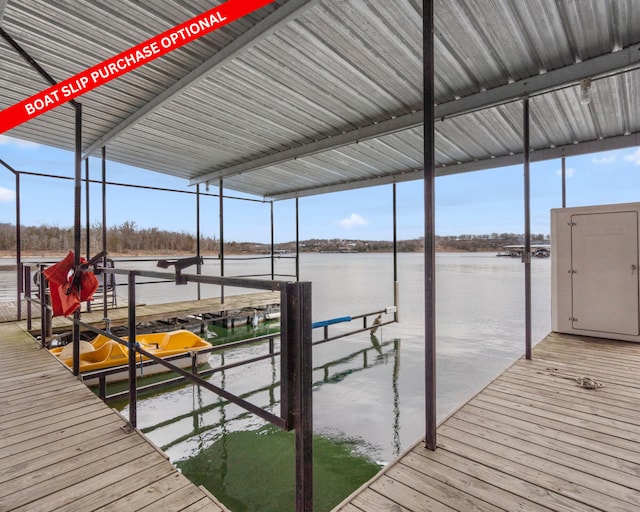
592 154 617 165
624 148 640 165
555 167 576 178
0 186 16 202
0 135 40 148
337 213 367 229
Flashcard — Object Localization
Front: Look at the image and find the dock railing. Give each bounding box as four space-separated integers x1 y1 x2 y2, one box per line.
21 262 314 512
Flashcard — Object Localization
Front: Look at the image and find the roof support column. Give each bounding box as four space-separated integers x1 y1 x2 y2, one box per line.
15 169 21 319
561 156 567 208
0 159 22 320
219 179 224 304
270 201 275 280
101 147 108 320
393 183 399 322
523 99 532 360
423 0 437 451
196 184 201 300
85 158 91 312
295 197 300 281
72 104 82 375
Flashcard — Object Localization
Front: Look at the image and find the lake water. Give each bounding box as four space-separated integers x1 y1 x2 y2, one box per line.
0 252 551 511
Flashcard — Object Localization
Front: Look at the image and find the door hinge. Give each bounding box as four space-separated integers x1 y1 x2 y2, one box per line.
569 317 578 322
568 221 577 226
568 269 577 274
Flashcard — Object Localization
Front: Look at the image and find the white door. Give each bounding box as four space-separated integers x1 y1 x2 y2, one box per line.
571 211 639 336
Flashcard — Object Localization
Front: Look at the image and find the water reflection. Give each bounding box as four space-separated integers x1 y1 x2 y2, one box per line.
115 334 402 511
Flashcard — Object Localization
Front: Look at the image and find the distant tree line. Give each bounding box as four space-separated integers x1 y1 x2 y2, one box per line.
435 233 549 252
0 222 219 255
0 222 549 254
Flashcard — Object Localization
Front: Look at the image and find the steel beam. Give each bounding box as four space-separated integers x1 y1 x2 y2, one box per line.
436 44 640 120
190 111 424 186
269 128 640 200
191 45 640 188
437 131 640 177
82 0 320 159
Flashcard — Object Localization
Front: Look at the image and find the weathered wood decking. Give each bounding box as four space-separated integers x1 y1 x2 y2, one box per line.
0 321 229 512
334 331 640 512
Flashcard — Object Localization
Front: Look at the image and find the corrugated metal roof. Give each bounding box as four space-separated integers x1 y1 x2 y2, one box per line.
1 0 639 200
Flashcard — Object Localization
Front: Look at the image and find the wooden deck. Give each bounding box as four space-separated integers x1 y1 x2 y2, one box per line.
0 321 229 512
334 331 640 512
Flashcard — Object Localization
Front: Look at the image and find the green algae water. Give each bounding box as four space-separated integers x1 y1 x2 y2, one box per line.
176 425 380 512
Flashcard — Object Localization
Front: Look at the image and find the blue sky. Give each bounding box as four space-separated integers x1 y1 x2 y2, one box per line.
1 134 639 243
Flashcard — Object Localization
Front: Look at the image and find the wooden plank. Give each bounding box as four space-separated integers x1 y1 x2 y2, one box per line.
91 471 192 512
442 416 640 489
369 474 458 511
399 450 552 512
54 465 183 512
137 483 213 512
0 422 143 485
452 406 640 468
384 462 503 512
350 488 415 512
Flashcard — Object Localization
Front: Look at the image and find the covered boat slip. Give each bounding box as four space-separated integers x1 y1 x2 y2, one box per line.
335 331 640 512
0 321 228 512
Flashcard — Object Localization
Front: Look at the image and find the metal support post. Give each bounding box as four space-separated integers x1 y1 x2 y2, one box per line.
196 183 202 300
85 158 90 263
85 158 91 312
39 264 48 347
15 171 21 320
295 197 300 281
73 104 82 376
101 147 108 319
270 201 275 280
128 271 138 428
523 98 532 360
219 179 225 303
393 182 399 322
423 0 437 451
24 265 31 330
561 156 567 208
1 159 22 320
284 281 313 512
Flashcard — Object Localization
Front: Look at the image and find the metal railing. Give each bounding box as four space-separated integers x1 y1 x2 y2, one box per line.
21 262 313 512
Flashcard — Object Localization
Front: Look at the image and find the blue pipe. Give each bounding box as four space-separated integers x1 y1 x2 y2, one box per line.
312 316 352 329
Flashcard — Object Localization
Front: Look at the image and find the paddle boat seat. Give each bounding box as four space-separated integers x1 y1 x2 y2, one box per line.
58 340 128 371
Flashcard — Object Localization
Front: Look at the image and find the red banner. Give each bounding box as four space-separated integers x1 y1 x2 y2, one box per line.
0 0 274 134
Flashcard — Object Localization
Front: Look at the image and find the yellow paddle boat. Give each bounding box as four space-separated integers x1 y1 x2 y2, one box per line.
50 330 212 384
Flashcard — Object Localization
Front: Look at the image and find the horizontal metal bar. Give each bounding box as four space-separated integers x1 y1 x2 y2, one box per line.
312 320 396 346
76 319 285 428
14 169 267 203
99 267 287 291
